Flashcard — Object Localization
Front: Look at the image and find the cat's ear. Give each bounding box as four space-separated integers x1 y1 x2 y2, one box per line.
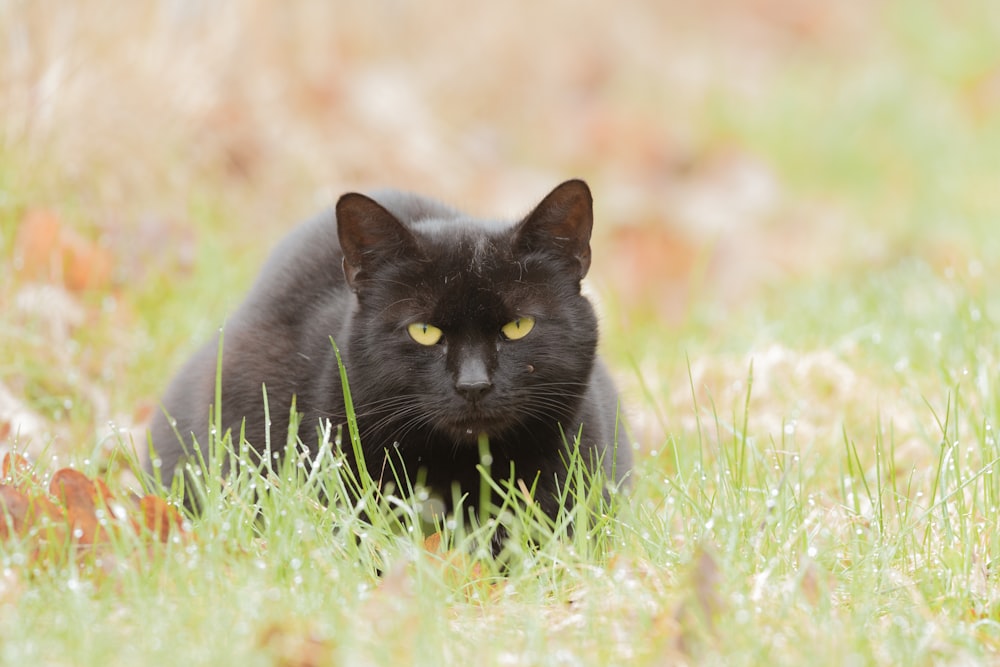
514 179 593 279
337 193 417 288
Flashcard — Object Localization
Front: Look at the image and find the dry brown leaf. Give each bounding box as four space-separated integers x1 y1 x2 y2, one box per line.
14 209 113 292
0 485 33 539
0 483 65 540
14 210 61 280
422 531 492 597
257 621 334 667
422 531 444 553
139 495 187 543
49 468 104 545
2 453 34 482
1 459 191 560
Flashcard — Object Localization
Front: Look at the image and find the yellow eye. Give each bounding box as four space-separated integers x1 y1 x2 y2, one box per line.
501 316 535 341
407 322 443 346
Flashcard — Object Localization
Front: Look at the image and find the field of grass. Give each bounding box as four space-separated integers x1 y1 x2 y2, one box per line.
3 1 1000 665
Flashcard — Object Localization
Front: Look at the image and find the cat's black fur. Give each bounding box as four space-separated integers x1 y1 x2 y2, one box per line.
147 179 631 523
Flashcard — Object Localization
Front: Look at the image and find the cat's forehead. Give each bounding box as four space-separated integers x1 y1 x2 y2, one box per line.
408 215 516 240
400 231 545 320
411 219 518 271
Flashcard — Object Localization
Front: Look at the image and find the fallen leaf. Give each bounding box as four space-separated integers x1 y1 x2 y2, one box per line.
257 621 334 667
0 484 65 540
14 209 113 292
14 209 61 281
0 485 32 539
2 452 34 481
48 468 103 545
139 495 187 543
422 531 491 597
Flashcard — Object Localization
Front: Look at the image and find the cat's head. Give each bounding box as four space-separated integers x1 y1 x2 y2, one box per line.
336 180 599 445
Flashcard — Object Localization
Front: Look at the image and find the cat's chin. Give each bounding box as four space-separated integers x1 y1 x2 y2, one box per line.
438 415 511 444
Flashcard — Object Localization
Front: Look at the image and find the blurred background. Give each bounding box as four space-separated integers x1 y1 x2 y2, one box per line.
2 0 999 465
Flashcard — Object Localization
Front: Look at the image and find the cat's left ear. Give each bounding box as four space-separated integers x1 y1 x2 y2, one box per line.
337 192 418 289
515 179 593 279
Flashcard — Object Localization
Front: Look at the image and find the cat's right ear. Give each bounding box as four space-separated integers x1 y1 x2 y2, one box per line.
336 193 417 289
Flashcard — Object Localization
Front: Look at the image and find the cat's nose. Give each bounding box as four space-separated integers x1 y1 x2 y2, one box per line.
456 378 492 402
455 355 493 402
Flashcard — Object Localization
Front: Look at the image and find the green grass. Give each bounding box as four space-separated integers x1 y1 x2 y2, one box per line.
4 0 1000 664
5 352 1000 665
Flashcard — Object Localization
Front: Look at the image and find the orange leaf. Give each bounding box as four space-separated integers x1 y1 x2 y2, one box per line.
14 210 62 281
257 621 332 667
139 495 187 542
1 453 34 481
0 485 31 539
14 209 113 292
62 229 113 292
48 468 102 544
422 531 490 595
0 483 65 540
422 532 443 553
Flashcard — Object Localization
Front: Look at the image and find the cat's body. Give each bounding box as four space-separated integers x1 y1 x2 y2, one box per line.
148 180 630 521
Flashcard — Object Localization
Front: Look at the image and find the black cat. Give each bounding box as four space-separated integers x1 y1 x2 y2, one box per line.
147 179 631 523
